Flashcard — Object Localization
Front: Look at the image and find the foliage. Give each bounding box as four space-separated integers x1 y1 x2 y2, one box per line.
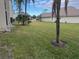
14 0 35 25
36 14 42 22
14 0 24 14
25 0 35 14
16 14 22 23
16 14 31 25
32 15 36 19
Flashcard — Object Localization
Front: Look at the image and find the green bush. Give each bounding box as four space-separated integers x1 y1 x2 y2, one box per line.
16 14 31 25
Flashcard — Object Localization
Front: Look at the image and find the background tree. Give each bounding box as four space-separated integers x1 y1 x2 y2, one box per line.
14 0 35 25
15 13 31 25
32 15 36 19
22 14 31 25
14 0 24 24
14 0 24 14
16 14 22 24
36 14 42 22
24 0 35 24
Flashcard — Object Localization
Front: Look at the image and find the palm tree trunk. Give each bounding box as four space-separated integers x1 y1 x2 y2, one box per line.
18 5 21 24
18 5 21 14
25 0 28 25
25 0 27 14
56 0 61 43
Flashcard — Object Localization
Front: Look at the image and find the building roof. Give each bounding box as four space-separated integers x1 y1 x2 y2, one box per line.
41 6 79 18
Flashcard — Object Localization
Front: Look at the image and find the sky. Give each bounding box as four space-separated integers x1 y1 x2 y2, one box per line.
13 0 79 16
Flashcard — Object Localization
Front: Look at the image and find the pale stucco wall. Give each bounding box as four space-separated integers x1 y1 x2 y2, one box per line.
0 0 12 31
0 0 7 31
41 17 79 23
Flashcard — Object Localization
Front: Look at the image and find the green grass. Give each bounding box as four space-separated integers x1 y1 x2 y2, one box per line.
0 22 79 59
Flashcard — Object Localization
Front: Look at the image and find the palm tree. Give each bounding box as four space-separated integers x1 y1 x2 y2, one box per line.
25 0 35 14
25 0 27 15
52 0 69 45
24 0 35 25
14 0 24 24
14 0 24 14
14 0 35 25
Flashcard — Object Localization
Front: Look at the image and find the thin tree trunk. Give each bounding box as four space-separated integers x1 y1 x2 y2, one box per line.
22 20 25 25
25 0 28 25
56 0 61 43
18 5 21 24
25 0 27 15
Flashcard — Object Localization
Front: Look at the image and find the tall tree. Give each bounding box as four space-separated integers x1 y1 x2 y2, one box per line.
14 0 24 14
25 0 35 14
14 0 24 24
65 0 69 16
52 0 69 44
25 0 27 15
24 0 35 24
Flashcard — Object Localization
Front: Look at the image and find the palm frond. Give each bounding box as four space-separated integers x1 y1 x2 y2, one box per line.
52 0 57 19
32 0 35 3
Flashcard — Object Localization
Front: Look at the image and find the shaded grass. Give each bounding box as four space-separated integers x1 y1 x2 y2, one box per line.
0 22 79 59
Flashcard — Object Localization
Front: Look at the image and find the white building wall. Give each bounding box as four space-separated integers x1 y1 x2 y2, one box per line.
0 0 7 31
0 0 12 31
41 17 79 23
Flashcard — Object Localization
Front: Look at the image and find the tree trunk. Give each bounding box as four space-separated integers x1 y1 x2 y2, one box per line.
25 0 28 25
18 5 21 24
25 0 27 15
56 0 61 43
22 20 25 25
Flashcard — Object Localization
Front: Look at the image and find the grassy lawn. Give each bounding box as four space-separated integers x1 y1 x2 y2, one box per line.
0 22 79 59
